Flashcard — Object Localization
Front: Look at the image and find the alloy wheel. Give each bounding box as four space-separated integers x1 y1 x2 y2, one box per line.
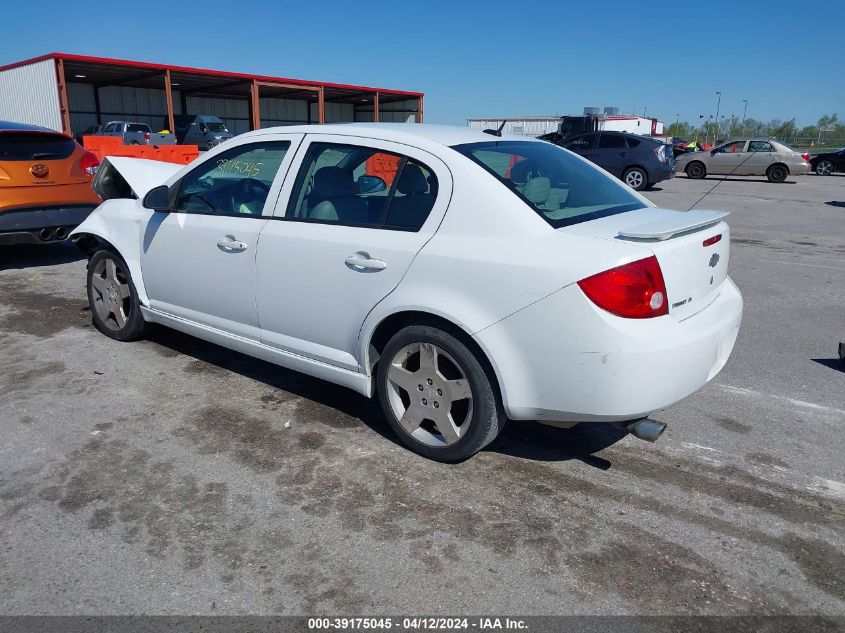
817 160 833 176
90 257 131 330
386 342 473 447
625 169 644 189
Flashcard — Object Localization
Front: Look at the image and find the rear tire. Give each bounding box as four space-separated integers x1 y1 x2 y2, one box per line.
87 249 146 342
815 160 834 176
622 167 648 191
686 161 706 179
766 163 788 183
376 325 505 462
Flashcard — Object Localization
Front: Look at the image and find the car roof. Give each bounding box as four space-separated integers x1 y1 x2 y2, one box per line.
568 130 654 139
0 120 61 133
237 123 533 148
721 138 780 143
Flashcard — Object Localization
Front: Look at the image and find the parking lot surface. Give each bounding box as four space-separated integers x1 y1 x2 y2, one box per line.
1 173 844 615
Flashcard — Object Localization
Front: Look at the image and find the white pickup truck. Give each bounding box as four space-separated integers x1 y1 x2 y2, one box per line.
95 121 176 146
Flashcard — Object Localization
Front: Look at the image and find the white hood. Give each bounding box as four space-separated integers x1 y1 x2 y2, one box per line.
93 157 183 200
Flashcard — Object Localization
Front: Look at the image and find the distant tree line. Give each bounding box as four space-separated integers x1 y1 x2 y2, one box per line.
665 113 842 148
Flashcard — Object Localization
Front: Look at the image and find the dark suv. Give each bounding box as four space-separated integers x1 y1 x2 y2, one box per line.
540 131 675 191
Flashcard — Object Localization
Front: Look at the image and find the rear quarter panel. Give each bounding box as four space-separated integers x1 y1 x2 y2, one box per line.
357 154 651 371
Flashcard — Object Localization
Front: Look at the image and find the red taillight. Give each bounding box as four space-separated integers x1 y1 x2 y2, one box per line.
801 152 810 162
577 256 669 319
144 132 151 141
79 150 100 175
702 234 722 247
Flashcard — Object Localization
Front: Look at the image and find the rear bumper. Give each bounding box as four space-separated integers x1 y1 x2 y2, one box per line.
0 205 97 245
650 163 675 184
474 277 743 423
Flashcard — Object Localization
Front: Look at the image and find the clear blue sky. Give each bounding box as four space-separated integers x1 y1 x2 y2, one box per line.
2 0 842 128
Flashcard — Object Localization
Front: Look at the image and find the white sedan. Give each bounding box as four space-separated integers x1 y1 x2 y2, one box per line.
72 123 742 461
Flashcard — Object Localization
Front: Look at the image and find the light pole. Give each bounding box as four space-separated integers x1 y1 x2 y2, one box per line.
741 99 748 125
714 91 722 140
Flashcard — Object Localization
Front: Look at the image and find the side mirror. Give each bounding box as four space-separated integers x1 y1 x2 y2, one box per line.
142 185 171 211
357 175 387 194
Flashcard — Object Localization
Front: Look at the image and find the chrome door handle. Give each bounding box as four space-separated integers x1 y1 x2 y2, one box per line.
217 235 248 252
345 252 387 271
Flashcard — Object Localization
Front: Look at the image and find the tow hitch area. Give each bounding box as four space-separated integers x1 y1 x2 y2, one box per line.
614 418 667 442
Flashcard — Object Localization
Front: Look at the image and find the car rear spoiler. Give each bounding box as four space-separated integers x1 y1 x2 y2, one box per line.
93 156 183 201
617 210 730 241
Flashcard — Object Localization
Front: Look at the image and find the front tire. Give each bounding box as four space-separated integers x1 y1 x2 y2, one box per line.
87 250 146 341
622 167 648 191
766 163 788 183
686 161 706 179
376 325 505 462
816 160 834 176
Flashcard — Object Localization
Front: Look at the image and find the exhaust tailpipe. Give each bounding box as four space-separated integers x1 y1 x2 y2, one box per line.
54 226 69 240
622 418 667 442
39 228 54 241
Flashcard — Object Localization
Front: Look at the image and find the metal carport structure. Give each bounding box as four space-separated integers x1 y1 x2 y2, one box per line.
0 53 424 136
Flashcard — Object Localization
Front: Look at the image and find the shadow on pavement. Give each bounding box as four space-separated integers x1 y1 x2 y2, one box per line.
487 420 626 469
825 201 845 207
698 177 797 184
146 324 627 466
811 358 844 373
0 241 85 271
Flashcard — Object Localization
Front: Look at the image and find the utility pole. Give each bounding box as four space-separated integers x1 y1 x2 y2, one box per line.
741 99 748 125
714 91 722 141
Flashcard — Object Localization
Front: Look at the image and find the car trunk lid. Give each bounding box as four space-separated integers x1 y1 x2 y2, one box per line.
561 207 731 321
0 131 89 188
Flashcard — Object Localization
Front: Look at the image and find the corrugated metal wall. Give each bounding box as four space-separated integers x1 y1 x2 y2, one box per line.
0 60 62 131
311 102 355 123
67 83 186 133
354 99 419 123
186 96 249 134
380 99 419 123
260 97 309 128
467 118 560 136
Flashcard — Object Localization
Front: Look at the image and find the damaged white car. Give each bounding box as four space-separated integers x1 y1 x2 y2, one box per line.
72 123 743 461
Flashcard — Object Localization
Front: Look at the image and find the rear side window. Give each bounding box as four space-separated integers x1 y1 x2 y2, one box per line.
597 134 625 149
625 136 641 148
286 142 438 231
454 140 646 228
748 141 774 152
0 132 76 161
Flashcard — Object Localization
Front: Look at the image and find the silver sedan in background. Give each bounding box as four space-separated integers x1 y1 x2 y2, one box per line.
676 138 810 182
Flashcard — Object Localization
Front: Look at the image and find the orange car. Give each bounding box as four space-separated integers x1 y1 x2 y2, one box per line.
0 120 101 245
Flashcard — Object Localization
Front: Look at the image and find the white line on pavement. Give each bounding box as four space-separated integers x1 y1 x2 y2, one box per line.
715 383 845 418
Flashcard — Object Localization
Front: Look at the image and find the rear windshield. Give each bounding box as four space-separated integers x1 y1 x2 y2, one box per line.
127 124 150 133
0 132 76 161
205 122 228 132
453 140 646 228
